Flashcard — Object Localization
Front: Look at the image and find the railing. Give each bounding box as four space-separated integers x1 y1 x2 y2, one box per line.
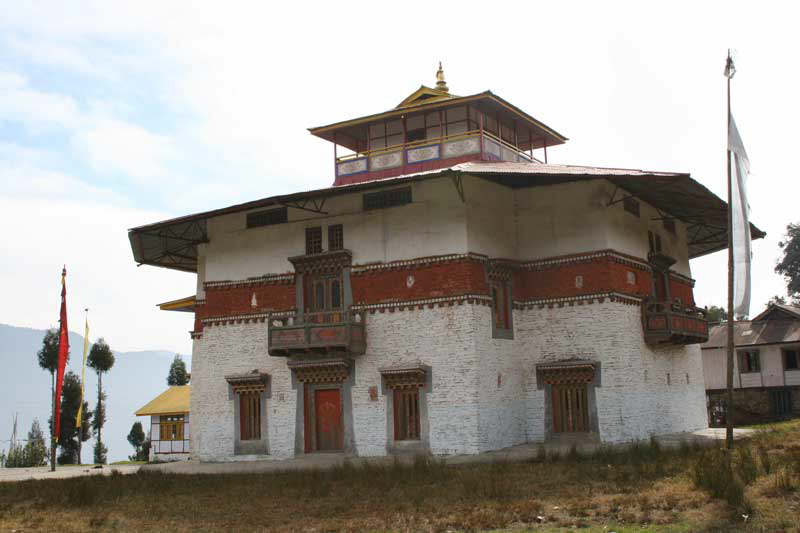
642 298 709 345
268 308 366 357
335 130 540 178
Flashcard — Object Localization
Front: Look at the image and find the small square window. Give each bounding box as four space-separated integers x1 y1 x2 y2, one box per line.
328 224 343 251
305 227 322 255
623 197 640 217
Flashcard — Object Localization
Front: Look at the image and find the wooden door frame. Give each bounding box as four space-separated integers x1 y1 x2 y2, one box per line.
303 382 345 453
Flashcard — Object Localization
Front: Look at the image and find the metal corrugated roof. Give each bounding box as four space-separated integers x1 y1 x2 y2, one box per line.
135 385 190 416
703 320 800 349
128 161 764 271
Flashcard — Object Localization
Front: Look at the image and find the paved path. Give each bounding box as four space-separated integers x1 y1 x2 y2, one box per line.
142 427 755 476
0 464 141 483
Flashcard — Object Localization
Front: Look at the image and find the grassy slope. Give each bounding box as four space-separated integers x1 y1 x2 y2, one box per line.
0 420 798 532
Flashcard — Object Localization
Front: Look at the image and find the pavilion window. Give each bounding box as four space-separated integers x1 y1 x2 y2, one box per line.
393 388 421 441
239 392 261 441
369 119 403 151
328 224 343 251
444 106 468 136
739 350 761 373
784 349 799 370
159 415 184 441
306 226 322 255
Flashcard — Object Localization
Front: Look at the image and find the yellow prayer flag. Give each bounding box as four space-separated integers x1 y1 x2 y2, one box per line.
76 313 89 427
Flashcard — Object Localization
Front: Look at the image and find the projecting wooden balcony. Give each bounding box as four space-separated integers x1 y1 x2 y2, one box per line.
268 308 366 357
642 299 709 345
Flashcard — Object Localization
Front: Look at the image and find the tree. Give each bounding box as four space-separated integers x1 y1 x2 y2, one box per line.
25 419 48 467
55 372 91 464
769 295 787 306
706 305 728 323
127 422 148 461
36 329 64 440
776 223 800 301
87 338 114 464
167 354 190 386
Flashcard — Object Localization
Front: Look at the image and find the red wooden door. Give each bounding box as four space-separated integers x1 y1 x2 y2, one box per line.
315 389 343 451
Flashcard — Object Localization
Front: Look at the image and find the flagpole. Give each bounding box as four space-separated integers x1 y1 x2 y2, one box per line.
725 49 735 449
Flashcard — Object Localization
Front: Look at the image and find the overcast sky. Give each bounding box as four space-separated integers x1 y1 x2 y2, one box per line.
1 1 797 354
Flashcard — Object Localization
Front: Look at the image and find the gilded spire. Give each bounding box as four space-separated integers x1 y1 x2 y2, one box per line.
435 61 449 93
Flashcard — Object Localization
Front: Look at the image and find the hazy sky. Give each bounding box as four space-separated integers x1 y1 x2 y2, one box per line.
1 1 797 354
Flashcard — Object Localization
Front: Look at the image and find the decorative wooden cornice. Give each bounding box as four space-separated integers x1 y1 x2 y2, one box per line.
380 364 428 389
204 273 294 290
287 358 351 384
487 259 516 282
202 249 696 288
225 371 270 393
289 249 352 275
537 362 596 385
513 291 643 310
354 293 492 314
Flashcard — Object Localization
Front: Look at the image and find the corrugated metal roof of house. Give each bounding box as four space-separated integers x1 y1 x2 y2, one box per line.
703 319 800 349
135 385 190 416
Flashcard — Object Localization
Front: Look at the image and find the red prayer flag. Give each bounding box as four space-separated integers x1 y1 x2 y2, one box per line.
54 266 69 441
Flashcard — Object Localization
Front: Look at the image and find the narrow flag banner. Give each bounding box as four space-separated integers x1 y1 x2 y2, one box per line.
54 267 70 441
76 313 89 427
728 114 752 318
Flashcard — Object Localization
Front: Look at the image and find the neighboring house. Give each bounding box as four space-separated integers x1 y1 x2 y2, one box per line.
128 66 763 462
702 304 800 424
135 385 191 461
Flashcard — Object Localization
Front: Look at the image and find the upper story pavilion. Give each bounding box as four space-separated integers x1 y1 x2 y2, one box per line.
309 64 568 186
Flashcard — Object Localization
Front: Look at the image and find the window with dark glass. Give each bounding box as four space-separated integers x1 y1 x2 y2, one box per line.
305 226 322 255
363 187 412 210
623 197 640 217
328 224 343 251
784 349 799 370
306 275 343 318
246 207 287 228
739 350 761 373
393 389 421 441
239 392 261 441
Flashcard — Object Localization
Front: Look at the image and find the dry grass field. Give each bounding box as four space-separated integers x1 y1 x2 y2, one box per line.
1 421 798 532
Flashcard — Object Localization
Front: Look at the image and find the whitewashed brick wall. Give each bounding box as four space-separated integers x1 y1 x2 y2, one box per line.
190 300 708 461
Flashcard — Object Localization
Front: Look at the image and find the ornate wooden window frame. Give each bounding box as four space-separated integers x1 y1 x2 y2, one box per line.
487 260 514 340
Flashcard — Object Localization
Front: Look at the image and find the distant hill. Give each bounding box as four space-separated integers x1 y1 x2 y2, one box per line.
0 323 189 463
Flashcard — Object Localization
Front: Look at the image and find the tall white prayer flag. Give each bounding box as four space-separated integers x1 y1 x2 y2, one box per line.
728 113 751 318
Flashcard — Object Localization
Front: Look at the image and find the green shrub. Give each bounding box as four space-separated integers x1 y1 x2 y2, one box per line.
691 447 747 509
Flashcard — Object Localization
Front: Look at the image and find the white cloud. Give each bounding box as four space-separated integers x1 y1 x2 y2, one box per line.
75 117 177 181
0 70 80 128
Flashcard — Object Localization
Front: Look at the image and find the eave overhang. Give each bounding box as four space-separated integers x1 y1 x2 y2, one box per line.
128 161 764 272
308 91 568 152
157 296 197 312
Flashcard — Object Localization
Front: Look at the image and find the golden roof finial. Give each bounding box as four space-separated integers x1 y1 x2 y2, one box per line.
436 61 449 93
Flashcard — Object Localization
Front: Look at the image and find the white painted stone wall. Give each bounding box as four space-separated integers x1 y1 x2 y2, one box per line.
190 323 299 461
190 300 708 461
197 176 692 294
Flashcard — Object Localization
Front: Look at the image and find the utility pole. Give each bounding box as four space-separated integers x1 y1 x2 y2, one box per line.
724 49 735 450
